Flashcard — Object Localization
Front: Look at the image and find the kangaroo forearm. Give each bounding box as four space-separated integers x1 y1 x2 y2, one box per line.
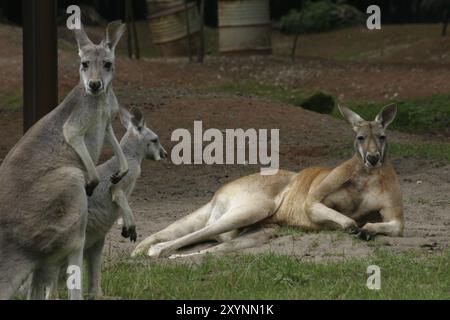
63 131 98 181
112 189 135 227
106 124 128 174
306 201 356 230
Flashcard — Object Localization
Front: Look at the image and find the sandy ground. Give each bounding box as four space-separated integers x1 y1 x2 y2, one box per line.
0 23 449 262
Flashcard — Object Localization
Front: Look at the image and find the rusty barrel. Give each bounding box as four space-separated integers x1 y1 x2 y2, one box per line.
146 0 183 14
218 0 271 54
148 2 201 57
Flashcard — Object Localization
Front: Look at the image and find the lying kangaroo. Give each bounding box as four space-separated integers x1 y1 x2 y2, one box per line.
132 104 404 258
42 108 167 299
0 21 128 299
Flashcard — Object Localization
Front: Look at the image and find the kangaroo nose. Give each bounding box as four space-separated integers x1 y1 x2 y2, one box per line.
160 149 168 159
88 80 102 92
367 154 380 166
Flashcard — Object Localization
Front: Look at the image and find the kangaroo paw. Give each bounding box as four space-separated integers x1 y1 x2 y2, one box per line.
356 229 375 241
110 170 128 184
85 180 99 196
345 224 360 235
129 227 137 242
121 226 137 242
121 226 130 238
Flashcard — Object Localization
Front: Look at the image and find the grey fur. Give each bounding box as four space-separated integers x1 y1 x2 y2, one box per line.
0 21 127 300
48 108 167 299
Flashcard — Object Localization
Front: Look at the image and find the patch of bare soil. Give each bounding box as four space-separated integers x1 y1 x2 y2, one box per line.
100 88 449 262
2 23 450 104
0 23 449 263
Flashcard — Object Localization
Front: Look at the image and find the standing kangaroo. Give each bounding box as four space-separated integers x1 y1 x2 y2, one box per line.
133 104 404 258
0 21 128 299
42 108 167 299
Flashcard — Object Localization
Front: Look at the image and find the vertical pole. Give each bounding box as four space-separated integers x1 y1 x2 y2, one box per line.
125 0 133 58
184 0 192 62
442 9 449 37
197 0 205 63
22 0 58 132
130 2 140 59
291 34 298 59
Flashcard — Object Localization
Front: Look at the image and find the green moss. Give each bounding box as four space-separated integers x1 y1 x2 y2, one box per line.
0 90 23 111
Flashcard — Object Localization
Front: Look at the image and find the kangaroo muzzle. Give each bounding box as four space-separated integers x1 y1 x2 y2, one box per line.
366 152 381 167
88 80 103 94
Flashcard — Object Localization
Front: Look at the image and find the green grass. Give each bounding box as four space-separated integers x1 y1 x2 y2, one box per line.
274 24 450 63
207 81 311 105
389 143 450 163
0 90 22 110
276 226 306 238
336 142 450 163
99 249 450 299
208 82 450 134
330 94 450 134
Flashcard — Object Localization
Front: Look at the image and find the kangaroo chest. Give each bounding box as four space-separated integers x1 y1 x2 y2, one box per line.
322 174 385 217
84 94 117 164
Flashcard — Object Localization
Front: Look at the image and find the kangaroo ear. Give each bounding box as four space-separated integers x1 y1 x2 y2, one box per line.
338 104 364 130
130 107 145 129
375 104 397 128
102 20 126 51
74 22 93 53
119 107 132 129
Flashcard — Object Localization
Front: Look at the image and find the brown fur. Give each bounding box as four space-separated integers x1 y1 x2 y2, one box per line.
132 105 404 259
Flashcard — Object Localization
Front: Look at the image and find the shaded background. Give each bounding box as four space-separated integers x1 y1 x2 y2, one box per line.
0 0 448 25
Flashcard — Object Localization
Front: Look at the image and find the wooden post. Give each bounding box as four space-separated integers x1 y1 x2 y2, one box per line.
197 0 205 63
291 34 299 59
125 0 133 58
184 0 192 62
442 9 449 37
125 0 140 59
22 0 58 132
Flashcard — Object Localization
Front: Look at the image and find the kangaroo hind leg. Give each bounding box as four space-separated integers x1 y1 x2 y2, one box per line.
132 202 212 257
149 198 276 258
169 226 279 259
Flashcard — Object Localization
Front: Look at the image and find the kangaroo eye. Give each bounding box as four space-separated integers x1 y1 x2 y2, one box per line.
151 138 158 143
104 61 112 70
357 136 365 141
81 61 89 69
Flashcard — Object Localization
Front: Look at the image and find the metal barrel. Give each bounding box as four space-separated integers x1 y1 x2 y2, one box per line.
146 0 184 16
218 0 272 53
148 2 200 45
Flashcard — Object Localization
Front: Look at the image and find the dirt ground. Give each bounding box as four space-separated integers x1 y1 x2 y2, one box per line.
0 23 449 262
